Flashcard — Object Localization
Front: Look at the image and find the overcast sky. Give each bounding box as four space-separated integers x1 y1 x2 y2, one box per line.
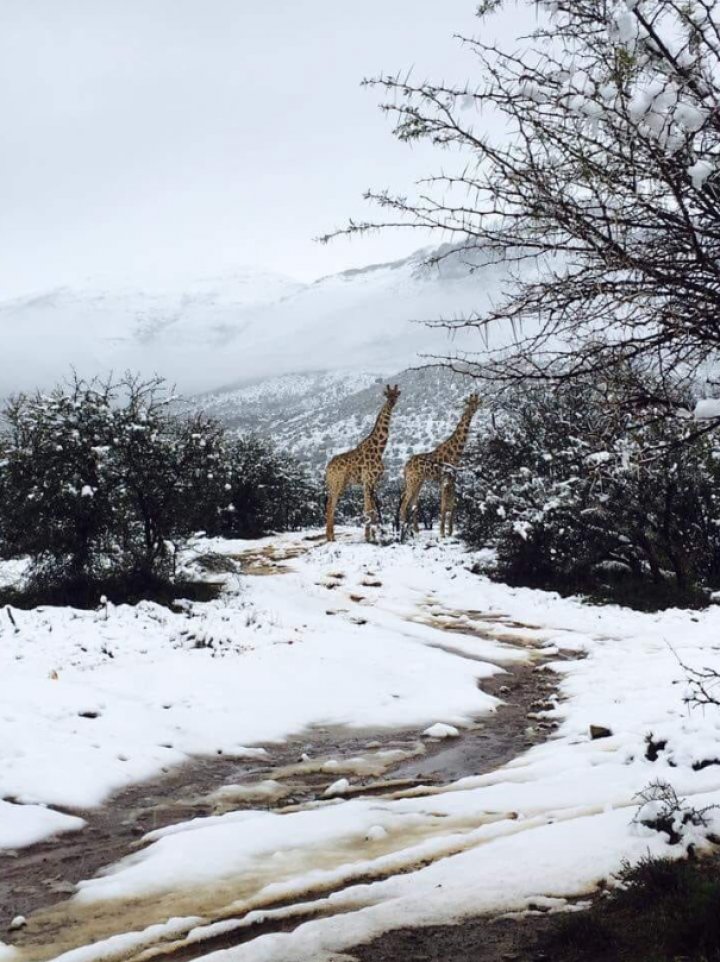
0 1 524 297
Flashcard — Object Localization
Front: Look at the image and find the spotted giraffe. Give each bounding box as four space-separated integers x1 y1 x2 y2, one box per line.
399 393 481 538
325 384 401 542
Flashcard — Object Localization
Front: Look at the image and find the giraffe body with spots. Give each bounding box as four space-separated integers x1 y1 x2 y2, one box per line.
325 385 401 543
399 393 481 538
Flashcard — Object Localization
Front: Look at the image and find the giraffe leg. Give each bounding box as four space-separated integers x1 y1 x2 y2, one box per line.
363 483 379 543
399 477 422 540
440 483 448 539
446 481 457 537
440 478 455 539
410 477 425 533
325 478 344 542
412 488 422 534
373 487 383 528
398 486 411 526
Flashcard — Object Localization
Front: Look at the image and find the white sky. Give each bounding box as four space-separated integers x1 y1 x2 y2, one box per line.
0 1 525 297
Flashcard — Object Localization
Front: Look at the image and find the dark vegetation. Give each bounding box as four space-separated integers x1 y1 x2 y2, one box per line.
320 0 720 608
458 367 720 609
0 375 321 607
542 854 720 962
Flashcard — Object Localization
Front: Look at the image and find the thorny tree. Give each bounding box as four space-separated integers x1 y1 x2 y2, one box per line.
325 0 720 409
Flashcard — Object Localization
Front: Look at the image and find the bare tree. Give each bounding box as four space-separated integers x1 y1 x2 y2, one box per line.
324 1 720 407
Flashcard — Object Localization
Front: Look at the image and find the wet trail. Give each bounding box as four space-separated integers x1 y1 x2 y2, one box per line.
3 541 568 962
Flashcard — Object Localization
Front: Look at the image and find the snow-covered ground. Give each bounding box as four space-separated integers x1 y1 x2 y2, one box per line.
2 531 720 962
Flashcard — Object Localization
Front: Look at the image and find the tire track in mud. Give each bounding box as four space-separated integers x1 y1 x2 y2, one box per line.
2 549 569 962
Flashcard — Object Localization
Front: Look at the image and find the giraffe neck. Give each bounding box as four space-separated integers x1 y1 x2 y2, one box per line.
361 399 394 455
434 408 475 464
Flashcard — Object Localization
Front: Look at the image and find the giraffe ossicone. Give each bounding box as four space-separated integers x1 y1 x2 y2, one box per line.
325 384 401 543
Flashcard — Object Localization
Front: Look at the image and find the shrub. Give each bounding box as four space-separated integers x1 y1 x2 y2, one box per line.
544 855 720 962
0 374 318 605
459 370 720 607
197 436 322 539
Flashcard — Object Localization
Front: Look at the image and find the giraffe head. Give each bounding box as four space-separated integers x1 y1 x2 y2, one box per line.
383 384 401 407
465 393 481 415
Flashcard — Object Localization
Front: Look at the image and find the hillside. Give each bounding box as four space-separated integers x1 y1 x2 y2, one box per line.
0 244 512 396
196 366 488 474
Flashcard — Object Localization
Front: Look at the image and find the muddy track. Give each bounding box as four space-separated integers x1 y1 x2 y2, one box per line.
3 651 562 961
2 532 569 962
124 666 563 962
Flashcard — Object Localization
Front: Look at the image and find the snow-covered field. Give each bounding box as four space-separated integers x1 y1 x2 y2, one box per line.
2 530 720 962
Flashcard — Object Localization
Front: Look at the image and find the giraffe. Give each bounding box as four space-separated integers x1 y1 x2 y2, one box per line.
325 384 401 543
399 393 481 539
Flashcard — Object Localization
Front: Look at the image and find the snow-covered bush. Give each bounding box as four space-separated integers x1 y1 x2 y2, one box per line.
0 375 318 604
0 376 230 600
633 780 717 849
198 436 321 539
460 371 720 604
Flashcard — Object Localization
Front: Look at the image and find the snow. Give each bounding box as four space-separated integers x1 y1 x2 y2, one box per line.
0 533 518 817
0 800 84 851
688 159 715 190
422 722 460 739
323 778 351 797
695 397 720 419
5 531 720 961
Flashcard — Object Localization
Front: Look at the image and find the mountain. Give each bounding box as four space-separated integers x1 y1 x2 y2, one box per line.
196 366 486 475
0 244 512 397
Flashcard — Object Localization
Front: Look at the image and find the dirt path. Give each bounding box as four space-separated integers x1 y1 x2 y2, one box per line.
4 655 561 962
3 541 571 962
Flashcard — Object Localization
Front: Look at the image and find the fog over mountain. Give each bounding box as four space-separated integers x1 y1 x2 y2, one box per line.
0 244 514 397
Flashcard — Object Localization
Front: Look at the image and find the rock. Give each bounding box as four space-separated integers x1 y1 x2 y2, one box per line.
590 725 613 740
8 915 26 931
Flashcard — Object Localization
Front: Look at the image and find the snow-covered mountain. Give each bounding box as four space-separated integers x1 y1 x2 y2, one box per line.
197 366 487 474
0 244 511 397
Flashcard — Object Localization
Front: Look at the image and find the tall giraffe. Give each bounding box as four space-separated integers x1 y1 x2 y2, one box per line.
399 393 481 538
325 384 401 543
